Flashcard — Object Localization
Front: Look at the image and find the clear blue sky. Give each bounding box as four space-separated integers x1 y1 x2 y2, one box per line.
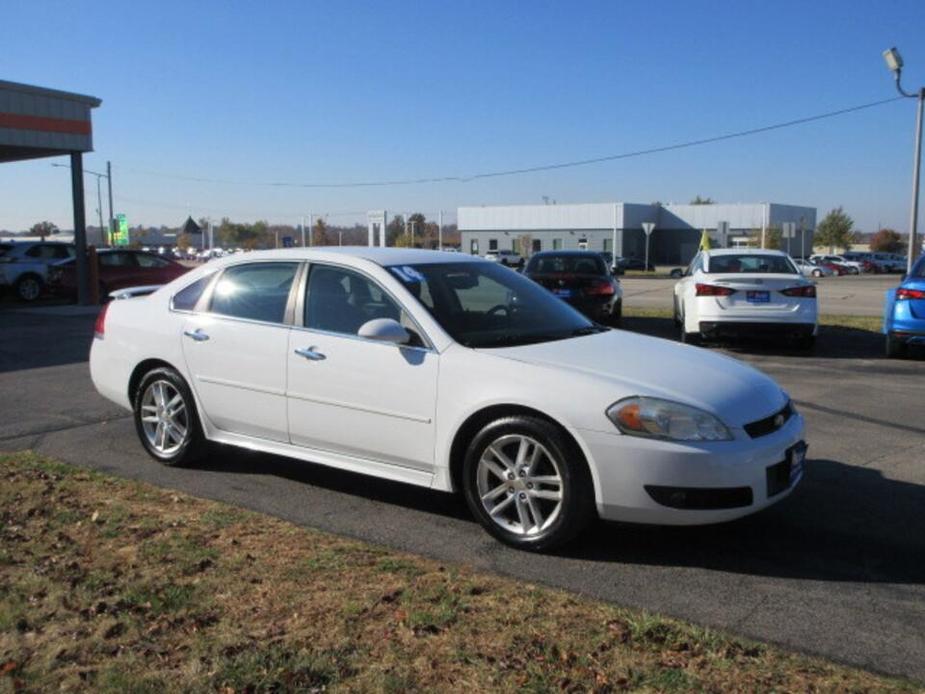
2 0 924 232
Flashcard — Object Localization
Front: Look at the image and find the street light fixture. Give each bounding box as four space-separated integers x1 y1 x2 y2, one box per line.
51 162 115 246
883 46 923 273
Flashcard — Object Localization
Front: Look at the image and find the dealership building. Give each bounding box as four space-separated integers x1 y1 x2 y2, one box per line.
458 202 816 265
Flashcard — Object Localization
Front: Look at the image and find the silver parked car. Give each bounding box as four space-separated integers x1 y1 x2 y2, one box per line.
0 241 75 301
793 258 833 278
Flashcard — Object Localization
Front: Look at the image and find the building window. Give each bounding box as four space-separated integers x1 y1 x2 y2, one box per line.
470 239 479 255
532 239 541 253
552 238 563 250
488 239 498 251
578 237 588 250
603 238 612 252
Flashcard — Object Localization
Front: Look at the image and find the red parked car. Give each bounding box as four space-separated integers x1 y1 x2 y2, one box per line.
48 249 190 300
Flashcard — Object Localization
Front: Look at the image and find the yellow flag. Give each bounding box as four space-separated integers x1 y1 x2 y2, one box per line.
699 229 711 251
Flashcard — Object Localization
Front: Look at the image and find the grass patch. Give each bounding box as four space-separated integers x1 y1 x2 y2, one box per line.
0 451 917 692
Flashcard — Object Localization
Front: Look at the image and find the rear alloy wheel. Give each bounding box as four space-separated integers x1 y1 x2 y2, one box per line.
14 274 42 302
885 333 907 359
463 416 594 551
133 367 206 466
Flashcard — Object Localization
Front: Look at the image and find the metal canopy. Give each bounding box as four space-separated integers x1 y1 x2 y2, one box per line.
0 79 102 304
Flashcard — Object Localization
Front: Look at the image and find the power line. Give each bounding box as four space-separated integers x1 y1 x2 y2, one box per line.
114 96 905 189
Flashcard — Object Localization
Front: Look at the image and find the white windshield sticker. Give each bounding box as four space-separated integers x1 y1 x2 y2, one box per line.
399 265 424 282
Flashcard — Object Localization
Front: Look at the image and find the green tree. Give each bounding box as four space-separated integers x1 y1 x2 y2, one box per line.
814 207 855 252
386 215 405 246
869 228 905 253
30 221 58 240
312 218 329 246
690 195 715 205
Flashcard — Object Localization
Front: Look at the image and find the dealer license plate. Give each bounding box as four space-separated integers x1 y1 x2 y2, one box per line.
747 290 770 303
553 288 573 298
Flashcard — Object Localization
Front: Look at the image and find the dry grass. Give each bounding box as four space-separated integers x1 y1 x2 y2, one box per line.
0 451 916 693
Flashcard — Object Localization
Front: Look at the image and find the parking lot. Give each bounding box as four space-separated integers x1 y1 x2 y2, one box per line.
1 301 923 681
623 272 899 316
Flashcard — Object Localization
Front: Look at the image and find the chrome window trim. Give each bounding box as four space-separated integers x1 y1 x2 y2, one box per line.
298 260 438 353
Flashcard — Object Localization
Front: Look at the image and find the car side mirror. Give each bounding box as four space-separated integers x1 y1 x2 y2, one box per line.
357 318 411 345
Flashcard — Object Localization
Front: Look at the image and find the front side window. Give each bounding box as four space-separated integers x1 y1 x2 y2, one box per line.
706 254 797 274
388 262 597 349
210 262 298 324
305 265 403 336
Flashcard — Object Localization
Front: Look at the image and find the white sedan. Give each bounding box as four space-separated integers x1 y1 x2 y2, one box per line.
673 249 818 350
793 258 833 278
91 247 806 551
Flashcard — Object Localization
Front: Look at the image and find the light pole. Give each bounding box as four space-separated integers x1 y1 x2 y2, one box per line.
52 162 113 245
883 47 923 273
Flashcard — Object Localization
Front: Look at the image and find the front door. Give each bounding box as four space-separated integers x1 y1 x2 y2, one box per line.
181 261 299 442
286 263 438 472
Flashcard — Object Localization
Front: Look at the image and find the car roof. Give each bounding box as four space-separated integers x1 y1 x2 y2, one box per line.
703 248 788 257
530 250 603 257
206 246 484 268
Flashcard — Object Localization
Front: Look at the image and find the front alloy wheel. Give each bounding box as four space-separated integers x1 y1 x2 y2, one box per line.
463 416 594 551
133 367 205 465
15 275 42 302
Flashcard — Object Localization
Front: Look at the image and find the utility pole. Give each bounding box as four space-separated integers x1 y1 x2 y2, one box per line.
883 47 923 272
95 175 105 246
300 215 306 247
106 160 114 246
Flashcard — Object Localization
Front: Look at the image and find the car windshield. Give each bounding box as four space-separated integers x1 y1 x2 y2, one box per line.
706 254 797 274
526 254 607 276
388 262 601 348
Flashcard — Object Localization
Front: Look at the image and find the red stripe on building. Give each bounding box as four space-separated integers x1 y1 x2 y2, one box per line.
0 112 91 135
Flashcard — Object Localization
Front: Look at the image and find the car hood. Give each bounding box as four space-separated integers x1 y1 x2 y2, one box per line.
481 330 786 427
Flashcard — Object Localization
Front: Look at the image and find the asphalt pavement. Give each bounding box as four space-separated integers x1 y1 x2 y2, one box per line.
2 307 924 682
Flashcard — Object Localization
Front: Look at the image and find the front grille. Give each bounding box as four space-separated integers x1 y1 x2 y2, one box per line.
744 401 793 439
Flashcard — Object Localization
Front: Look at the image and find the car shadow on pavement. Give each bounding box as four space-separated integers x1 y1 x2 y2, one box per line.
566 457 925 585
620 316 913 361
193 447 925 586
0 312 96 373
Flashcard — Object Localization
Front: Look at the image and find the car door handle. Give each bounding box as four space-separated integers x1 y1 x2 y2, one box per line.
183 329 210 342
294 346 326 361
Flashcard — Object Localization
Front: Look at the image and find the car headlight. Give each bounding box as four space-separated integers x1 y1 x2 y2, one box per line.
605 396 732 442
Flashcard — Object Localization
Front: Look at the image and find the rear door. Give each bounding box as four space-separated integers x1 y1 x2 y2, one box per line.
180 261 299 442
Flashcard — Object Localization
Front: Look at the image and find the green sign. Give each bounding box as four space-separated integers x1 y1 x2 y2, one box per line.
113 213 129 246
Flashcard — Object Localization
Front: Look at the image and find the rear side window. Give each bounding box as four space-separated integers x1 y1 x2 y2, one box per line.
136 253 170 268
210 262 298 324
171 274 214 312
99 252 136 267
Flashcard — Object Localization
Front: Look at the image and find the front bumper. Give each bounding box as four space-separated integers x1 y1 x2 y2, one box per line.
579 413 806 525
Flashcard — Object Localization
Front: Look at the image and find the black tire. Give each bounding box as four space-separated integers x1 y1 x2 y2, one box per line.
672 298 681 327
14 274 43 302
133 367 207 466
885 333 907 359
679 315 701 345
796 335 816 353
609 300 622 326
462 415 595 552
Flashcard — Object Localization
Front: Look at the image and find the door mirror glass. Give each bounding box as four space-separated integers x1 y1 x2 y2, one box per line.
357 318 410 344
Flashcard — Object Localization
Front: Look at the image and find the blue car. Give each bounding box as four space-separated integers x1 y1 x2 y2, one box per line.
883 255 925 358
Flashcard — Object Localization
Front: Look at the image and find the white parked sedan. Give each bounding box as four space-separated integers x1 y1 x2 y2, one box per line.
673 249 818 350
792 258 833 278
91 248 806 551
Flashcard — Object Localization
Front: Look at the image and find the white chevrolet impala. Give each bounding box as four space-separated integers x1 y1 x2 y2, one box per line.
90 248 806 551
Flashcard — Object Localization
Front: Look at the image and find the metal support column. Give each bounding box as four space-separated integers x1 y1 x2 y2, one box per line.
70 152 90 305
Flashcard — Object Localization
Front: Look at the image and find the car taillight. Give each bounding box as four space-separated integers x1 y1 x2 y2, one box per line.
695 283 736 297
94 303 109 339
781 285 816 298
585 279 615 296
897 288 925 300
